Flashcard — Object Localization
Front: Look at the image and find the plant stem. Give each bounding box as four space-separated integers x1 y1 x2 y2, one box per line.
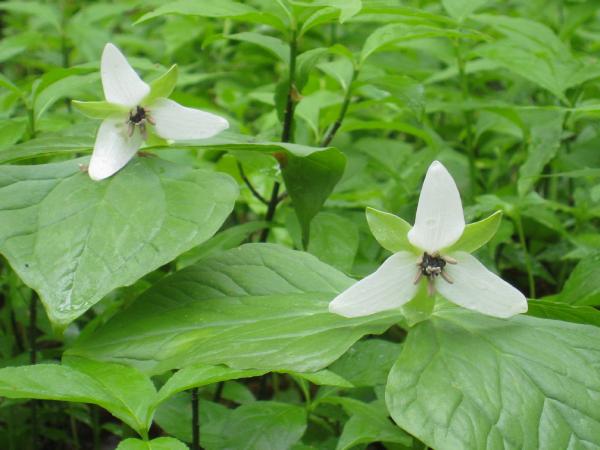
91 406 100 450
70 411 80 450
514 213 535 298
237 161 268 205
454 37 477 196
213 382 225 403
29 295 38 450
321 68 358 147
191 387 200 450
260 27 298 243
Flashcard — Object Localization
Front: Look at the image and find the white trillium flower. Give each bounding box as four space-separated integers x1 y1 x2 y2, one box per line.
86 43 229 181
329 161 528 319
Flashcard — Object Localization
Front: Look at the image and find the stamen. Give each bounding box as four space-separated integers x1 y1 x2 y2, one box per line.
415 252 456 294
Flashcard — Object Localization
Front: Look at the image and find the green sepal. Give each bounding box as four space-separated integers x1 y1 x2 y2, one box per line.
71 100 128 119
445 210 502 254
399 284 434 327
366 207 417 254
144 64 178 105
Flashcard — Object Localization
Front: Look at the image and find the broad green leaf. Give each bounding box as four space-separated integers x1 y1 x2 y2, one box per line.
307 212 358 272
64 357 156 434
156 364 266 405
154 395 228 444
136 0 257 23
173 136 347 247
368 75 425 117
72 100 128 119
0 1 61 31
445 210 502 253
365 207 415 254
329 339 401 387
527 300 600 327
296 47 330 91
135 0 286 30
0 362 153 436
0 157 237 327
282 149 346 247
318 58 355 91
288 369 353 388
67 244 403 374
442 0 489 21
176 221 269 269
294 0 362 23
34 72 100 121
360 23 481 65
517 111 565 196
205 402 307 450
323 397 411 450
116 437 189 450
144 65 179 106
226 32 289 64
473 15 589 101
557 255 600 306
0 134 94 163
386 307 600 449
0 119 27 151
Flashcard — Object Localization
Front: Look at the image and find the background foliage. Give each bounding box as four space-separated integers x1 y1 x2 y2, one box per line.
0 0 599 449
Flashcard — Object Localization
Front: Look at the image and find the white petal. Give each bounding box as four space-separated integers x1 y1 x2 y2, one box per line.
436 252 528 318
88 118 143 181
149 98 229 141
329 252 419 318
101 43 150 108
407 160 465 254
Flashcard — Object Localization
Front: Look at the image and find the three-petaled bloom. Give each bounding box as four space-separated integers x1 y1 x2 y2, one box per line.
329 161 528 319
83 43 229 180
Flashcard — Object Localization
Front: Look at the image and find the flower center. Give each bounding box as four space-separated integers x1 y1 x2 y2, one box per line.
129 105 147 124
414 252 456 295
127 106 154 140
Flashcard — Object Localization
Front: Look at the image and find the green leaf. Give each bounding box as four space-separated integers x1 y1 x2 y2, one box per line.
67 244 402 374
296 47 330 91
0 1 61 31
205 402 307 450
365 207 415 254
517 110 565 196
308 212 358 272
445 210 502 253
294 0 362 23
156 364 266 405
527 300 600 327
360 23 482 65
329 339 401 387
144 65 179 105
557 255 600 306
172 136 347 247
386 307 600 449
72 100 129 119
116 437 189 450
282 149 346 247
442 0 489 21
136 0 257 23
0 157 237 327
473 15 583 101
288 369 353 388
0 361 154 436
64 357 156 435
323 397 412 450
176 221 269 269
0 134 94 163
368 75 425 118
226 32 289 64
34 72 99 121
